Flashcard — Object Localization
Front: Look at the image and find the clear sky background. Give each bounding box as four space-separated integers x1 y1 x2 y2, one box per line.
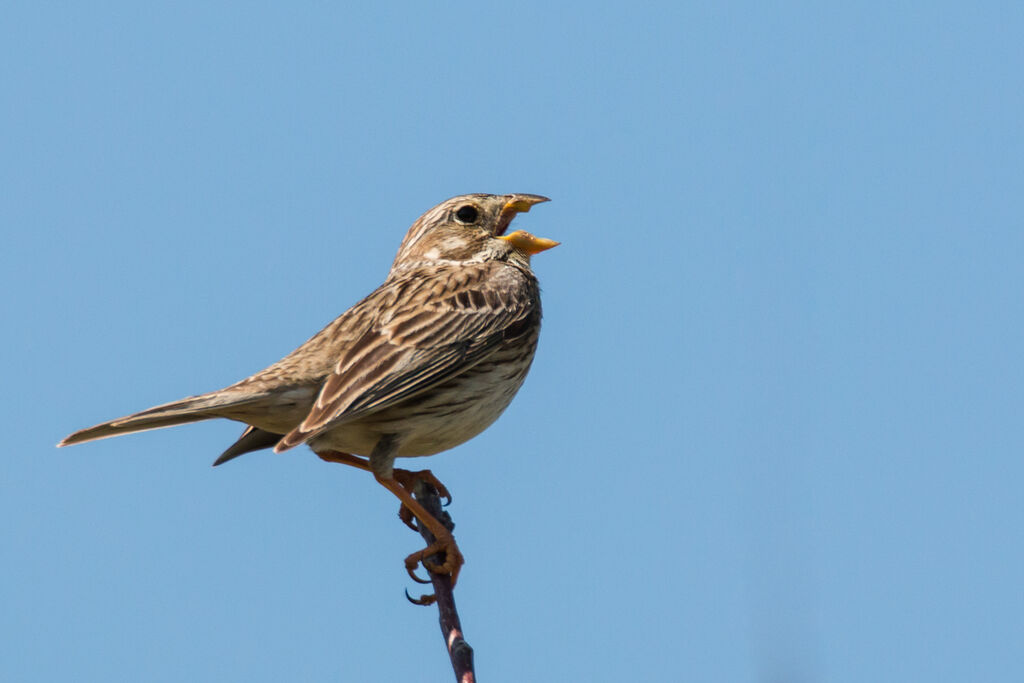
3 2 1022 681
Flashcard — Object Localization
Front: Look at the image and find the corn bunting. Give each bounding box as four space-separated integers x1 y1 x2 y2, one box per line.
59 193 558 587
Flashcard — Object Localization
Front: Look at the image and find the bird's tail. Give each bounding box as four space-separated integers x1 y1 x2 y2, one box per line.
57 390 263 447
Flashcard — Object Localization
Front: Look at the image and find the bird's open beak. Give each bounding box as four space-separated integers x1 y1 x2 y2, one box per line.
495 194 550 236
497 230 560 255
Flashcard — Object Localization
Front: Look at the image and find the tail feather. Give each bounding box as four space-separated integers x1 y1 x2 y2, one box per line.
213 426 282 466
57 391 263 447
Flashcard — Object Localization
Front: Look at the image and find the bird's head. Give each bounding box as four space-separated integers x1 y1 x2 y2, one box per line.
390 193 558 274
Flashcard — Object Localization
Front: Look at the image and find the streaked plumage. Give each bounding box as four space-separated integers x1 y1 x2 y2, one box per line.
59 193 557 586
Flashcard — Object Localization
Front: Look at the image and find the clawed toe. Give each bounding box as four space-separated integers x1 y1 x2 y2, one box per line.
403 538 464 588
393 468 452 506
405 588 437 606
374 467 464 602
421 474 453 507
398 504 418 532
405 558 433 584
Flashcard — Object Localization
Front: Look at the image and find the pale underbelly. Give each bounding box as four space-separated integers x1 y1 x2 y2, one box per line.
309 356 533 457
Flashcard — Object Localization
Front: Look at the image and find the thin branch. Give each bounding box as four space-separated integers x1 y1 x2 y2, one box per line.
409 479 476 683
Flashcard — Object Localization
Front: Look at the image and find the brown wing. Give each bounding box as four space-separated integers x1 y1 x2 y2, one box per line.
274 263 536 452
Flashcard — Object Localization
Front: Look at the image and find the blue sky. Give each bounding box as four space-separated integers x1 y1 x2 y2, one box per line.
3 2 1023 681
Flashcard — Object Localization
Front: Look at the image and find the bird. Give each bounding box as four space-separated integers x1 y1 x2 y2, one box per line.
58 193 558 589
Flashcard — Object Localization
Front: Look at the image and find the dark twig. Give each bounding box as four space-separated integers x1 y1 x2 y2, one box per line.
408 479 476 683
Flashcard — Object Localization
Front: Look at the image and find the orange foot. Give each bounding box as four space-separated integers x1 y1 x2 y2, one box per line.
377 471 464 587
315 452 453 529
316 450 464 592
393 468 452 530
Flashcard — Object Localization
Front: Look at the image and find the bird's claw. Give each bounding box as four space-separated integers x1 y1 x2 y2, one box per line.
389 467 462 601
398 504 418 532
394 468 452 507
404 538 464 586
406 560 433 584
418 471 453 507
405 588 437 606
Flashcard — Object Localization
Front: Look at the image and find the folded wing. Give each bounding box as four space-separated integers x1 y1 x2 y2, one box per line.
275 265 535 452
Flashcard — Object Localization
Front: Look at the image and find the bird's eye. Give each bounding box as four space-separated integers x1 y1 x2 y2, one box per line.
454 205 479 224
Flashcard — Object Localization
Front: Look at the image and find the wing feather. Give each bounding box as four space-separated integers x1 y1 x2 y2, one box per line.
275 263 536 452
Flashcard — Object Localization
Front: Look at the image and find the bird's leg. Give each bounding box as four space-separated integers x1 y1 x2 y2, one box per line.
317 451 418 527
374 472 464 587
316 450 372 470
364 437 464 588
318 446 463 585
317 450 451 533
388 469 452 532
397 469 452 506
